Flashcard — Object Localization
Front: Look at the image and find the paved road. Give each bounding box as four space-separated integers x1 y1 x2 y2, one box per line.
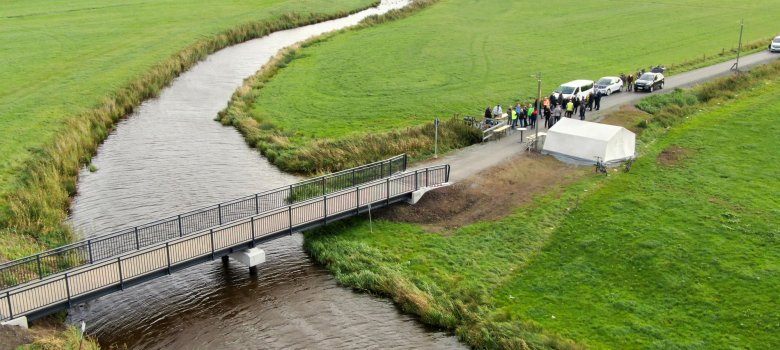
430 51 779 182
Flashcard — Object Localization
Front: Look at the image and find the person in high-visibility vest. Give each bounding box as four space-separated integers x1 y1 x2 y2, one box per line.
565 98 574 118
510 107 518 129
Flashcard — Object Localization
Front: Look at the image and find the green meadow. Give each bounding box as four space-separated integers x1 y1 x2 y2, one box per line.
305 64 780 348
235 0 777 169
0 0 376 259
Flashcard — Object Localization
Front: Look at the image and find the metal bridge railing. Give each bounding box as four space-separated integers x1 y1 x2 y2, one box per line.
0 164 449 321
0 155 408 290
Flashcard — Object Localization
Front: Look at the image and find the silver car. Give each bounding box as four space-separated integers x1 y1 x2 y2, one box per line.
595 77 623 96
770 36 780 53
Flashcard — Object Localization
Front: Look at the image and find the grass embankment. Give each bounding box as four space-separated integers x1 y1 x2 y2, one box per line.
218 0 485 173
0 0 378 261
220 0 777 173
305 62 780 348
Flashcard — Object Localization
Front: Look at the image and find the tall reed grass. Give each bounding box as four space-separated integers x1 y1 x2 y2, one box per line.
0 5 380 262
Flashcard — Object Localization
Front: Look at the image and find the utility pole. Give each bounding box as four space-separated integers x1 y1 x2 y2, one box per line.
731 19 744 72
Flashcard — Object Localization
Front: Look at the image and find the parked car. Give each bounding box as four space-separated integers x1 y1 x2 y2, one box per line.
634 72 664 92
770 36 780 53
552 79 594 101
595 77 623 96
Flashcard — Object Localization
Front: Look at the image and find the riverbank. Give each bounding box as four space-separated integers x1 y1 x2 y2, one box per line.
218 0 777 174
0 0 378 262
304 61 780 348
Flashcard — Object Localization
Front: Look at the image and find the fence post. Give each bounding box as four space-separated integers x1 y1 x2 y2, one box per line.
289 185 294 204
446 165 450 182
117 257 124 290
356 186 360 216
380 162 384 179
323 196 328 225
386 178 390 206
135 227 140 249
87 240 94 264
217 204 223 225
165 243 171 275
322 177 326 196
36 255 43 280
288 206 293 235
209 229 215 260
255 193 260 214
178 215 183 237
352 169 356 187
425 169 429 187
250 217 256 248
64 274 72 307
414 170 419 190
6 291 12 319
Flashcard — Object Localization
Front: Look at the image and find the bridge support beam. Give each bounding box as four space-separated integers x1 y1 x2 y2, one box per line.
228 248 266 268
1 316 28 329
406 183 452 205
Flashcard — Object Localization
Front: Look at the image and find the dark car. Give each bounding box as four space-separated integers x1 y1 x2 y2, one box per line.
634 72 664 92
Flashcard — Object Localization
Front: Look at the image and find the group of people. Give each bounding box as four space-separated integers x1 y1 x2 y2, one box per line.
484 90 603 131
619 68 646 92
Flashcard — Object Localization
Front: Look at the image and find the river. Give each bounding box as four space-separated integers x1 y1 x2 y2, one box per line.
66 0 463 348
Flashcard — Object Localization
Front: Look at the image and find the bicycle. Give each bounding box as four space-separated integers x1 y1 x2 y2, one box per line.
594 156 608 175
624 157 636 173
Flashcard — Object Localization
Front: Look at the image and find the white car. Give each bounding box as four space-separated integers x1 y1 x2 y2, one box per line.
770 36 780 53
595 77 623 96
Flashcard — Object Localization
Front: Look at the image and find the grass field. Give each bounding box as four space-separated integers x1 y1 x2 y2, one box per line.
304 64 780 348
0 0 377 259
233 0 777 170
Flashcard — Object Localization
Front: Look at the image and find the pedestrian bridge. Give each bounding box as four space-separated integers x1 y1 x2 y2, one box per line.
0 155 451 322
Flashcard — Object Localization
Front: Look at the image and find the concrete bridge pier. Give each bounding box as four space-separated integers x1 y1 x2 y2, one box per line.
406 183 452 205
225 248 266 272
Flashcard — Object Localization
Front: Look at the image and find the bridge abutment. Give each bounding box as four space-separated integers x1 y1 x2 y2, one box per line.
227 248 266 269
406 183 452 204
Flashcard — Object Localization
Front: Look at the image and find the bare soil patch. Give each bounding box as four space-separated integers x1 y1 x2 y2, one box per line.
0 325 33 350
657 145 694 167
375 153 587 231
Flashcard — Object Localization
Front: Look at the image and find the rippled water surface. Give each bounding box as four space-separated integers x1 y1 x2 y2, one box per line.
67 0 464 348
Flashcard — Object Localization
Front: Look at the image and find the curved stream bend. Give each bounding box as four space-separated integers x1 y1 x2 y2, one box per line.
67 0 464 348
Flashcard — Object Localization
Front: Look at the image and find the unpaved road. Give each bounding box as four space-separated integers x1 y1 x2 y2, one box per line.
424 51 778 182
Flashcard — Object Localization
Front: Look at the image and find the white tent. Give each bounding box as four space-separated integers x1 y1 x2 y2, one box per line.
542 118 635 165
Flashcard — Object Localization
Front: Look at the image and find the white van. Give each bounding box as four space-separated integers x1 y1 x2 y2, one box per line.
552 79 594 102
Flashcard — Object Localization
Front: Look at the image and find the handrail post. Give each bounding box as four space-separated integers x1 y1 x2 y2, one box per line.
209 229 215 260
250 217 256 248
135 227 140 249
36 255 43 280
288 206 293 235
322 177 326 196
117 257 124 290
255 193 260 214
165 243 171 275
87 240 94 264
178 215 183 237
386 178 390 206
425 169 429 187
352 169 356 187
64 274 71 307
356 186 360 215
6 291 12 319
414 170 419 190
323 196 328 225
217 204 223 225
403 154 408 171
380 162 384 179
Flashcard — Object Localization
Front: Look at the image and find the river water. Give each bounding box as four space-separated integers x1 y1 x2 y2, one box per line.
66 0 464 348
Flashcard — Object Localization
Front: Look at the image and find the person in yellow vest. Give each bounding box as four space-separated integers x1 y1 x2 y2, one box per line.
565 98 574 118
510 107 518 129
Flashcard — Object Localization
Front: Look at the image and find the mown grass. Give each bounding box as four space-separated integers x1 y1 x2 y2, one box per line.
0 0 378 261
305 62 780 348
225 0 778 173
